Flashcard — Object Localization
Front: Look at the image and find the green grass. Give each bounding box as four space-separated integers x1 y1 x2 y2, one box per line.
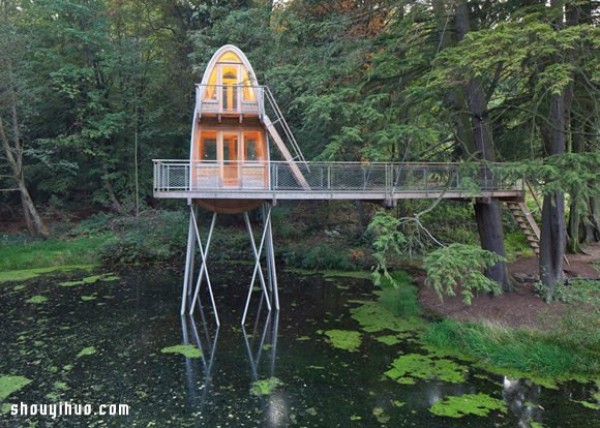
0 234 110 272
423 319 600 378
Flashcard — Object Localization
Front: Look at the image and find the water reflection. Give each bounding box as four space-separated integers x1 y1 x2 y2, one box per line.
180 309 219 410
503 377 542 427
242 298 288 427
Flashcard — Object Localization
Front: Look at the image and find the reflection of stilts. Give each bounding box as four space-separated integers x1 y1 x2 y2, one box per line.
242 297 279 381
181 310 219 407
181 202 279 325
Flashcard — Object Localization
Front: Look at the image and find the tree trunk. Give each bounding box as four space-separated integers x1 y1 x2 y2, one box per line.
474 200 511 291
540 192 565 299
454 0 512 292
539 0 569 297
539 93 567 298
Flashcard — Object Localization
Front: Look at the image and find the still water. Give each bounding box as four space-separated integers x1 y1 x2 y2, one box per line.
0 266 599 427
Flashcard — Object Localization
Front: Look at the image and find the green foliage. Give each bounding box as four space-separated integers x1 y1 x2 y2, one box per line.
282 243 357 271
423 244 505 305
99 211 187 267
367 211 406 287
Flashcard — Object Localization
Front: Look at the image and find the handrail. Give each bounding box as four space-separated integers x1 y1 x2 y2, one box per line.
153 159 524 197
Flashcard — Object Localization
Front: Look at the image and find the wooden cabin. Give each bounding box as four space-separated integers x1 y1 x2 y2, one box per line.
191 45 269 214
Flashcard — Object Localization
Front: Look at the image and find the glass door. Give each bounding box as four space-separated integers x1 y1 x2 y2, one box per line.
222 133 239 186
219 64 240 113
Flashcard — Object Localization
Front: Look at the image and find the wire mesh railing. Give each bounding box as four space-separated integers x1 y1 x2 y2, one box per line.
153 160 523 198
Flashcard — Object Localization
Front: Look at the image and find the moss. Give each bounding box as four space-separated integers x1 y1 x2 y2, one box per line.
26 295 48 304
250 377 283 396
76 346 97 358
323 329 362 352
429 393 507 418
160 344 202 358
384 353 468 384
0 375 32 400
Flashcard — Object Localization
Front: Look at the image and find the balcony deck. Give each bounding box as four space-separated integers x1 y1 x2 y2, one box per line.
153 160 524 203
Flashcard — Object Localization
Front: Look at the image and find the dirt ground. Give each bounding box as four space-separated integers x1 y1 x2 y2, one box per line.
418 243 600 330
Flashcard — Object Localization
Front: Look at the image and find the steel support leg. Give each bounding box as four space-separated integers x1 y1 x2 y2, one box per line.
186 208 220 326
190 212 217 313
241 204 279 324
181 207 196 315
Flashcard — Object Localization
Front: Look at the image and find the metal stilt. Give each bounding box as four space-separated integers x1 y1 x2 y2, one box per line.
189 212 217 313
241 203 279 325
264 204 280 310
181 206 220 326
181 208 196 315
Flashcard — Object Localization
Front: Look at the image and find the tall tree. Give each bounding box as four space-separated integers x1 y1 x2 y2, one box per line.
0 0 48 237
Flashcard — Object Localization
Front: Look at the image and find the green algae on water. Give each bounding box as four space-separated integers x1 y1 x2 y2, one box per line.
60 273 119 287
350 301 421 334
76 346 97 358
26 295 48 304
372 406 390 423
429 393 507 418
375 335 402 346
323 329 362 352
161 344 202 358
250 377 283 396
0 265 94 283
0 375 32 400
384 353 468 384
572 399 600 410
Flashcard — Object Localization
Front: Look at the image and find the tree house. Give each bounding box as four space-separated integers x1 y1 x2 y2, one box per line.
190 44 307 214
153 45 528 325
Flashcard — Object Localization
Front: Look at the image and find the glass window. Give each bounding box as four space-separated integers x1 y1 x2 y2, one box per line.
202 138 217 160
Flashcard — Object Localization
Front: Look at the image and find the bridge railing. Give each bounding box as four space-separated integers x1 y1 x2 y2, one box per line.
153 160 523 197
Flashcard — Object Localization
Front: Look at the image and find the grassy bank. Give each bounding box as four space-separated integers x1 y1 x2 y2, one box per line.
0 235 110 272
422 278 600 379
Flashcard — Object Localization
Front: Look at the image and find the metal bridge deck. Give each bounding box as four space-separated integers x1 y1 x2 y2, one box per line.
153 160 524 203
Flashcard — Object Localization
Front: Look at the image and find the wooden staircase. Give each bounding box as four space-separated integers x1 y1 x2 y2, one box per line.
506 201 541 256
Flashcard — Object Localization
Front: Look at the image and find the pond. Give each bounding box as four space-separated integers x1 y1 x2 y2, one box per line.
1 265 599 427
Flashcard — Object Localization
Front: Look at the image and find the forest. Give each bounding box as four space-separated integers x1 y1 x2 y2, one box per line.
2 0 600 292
2 1 600 425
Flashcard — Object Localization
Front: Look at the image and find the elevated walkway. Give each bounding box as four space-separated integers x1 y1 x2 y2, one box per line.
153 160 524 203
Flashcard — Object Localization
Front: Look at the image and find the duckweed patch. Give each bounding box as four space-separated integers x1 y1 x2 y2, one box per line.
250 377 283 396
323 329 362 352
429 393 507 418
384 353 468 384
0 375 32 400
160 344 202 358
0 265 93 283
572 399 600 410
350 301 421 334
375 335 402 346
76 346 97 358
60 273 119 287
26 295 48 304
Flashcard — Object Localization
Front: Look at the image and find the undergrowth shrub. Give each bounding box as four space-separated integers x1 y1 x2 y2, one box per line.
282 243 357 270
99 211 187 267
